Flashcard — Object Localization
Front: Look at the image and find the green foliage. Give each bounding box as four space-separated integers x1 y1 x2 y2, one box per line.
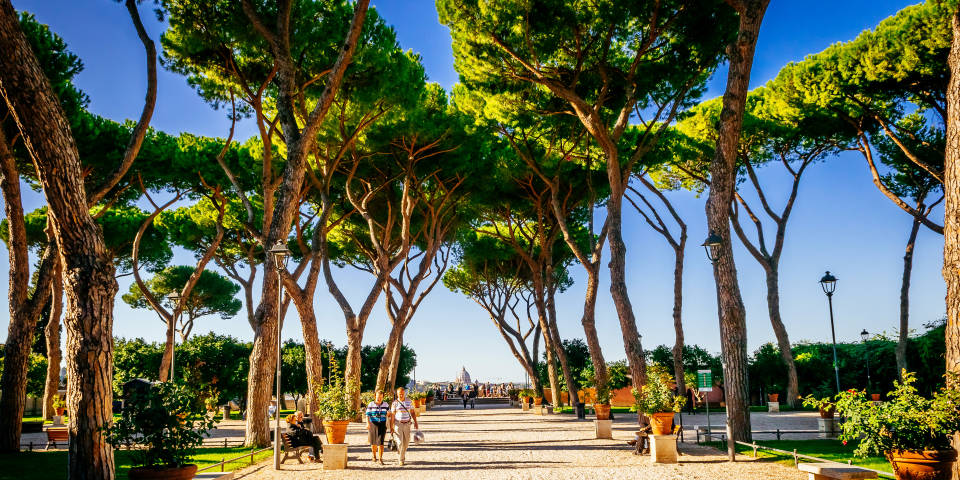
632 364 685 414
1 352 51 399
606 360 631 390
315 356 360 421
112 338 164 397
359 344 416 391
106 382 217 468
281 341 307 403
835 372 960 457
121 265 242 333
177 333 251 409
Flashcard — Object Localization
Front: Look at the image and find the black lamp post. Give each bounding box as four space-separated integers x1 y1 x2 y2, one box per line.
819 271 841 394
269 240 290 470
702 231 723 264
861 329 871 394
167 291 181 383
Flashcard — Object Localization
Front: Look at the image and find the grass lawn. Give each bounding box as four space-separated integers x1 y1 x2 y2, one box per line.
0 446 271 480
707 439 892 474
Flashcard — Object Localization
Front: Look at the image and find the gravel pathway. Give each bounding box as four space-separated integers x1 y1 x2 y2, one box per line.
232 404 808 480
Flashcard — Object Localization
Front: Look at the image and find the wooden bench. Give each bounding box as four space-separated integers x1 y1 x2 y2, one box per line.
280 433 312 464
45 427 69 450
798 463 878 480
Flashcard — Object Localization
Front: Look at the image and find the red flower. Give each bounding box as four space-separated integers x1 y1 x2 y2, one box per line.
842 440 847 446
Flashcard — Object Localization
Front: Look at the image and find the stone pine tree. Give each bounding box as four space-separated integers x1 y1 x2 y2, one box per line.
163 0 371 446
439 0 736 391
0 0 159 475
0 3 158 473
703 0 770 457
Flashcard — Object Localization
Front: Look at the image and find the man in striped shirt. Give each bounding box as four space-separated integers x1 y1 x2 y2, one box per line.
389 386 419 466
366 390 389 464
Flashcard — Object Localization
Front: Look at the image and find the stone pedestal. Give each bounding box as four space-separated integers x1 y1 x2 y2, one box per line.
533 405 547 415
52 415 64 426
594 419 612 439
521 401 529 411
323 443 349 470
222 407 231 421
767 401 780 413
817 417 838 439
649 434 678 464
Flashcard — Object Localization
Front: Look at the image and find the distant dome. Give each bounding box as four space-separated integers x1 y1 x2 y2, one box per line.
456 366 471 384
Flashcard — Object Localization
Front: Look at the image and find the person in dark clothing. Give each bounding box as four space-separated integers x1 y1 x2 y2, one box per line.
462 387 470 409
469 385 477 409
286 411 322 461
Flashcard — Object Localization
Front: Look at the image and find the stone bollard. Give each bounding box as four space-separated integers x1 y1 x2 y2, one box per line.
767 401 780 413
594 419 612 439
521 401 529 411
323 443 349 470
650 434 678 464
222 406 231 421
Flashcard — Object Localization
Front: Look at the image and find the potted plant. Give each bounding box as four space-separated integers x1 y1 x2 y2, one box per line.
870 393 882 401
106 382 217 480
533 392 544 406
835 372 960 480
802 395 836 419
633 366 685 435
315 358 360 444
594 385 612 420
52 394 66 416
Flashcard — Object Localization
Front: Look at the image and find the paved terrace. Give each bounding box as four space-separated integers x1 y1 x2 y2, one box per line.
226 404 812 479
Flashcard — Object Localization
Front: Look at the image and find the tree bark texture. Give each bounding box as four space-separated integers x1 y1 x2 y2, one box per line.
704 0 769 456
580 268 609 399
606 192 648 390
897 216 921 376
43 261 63 421
942 8 960 479
671 245 687 397
763 267 799 407
243 267 280 447
0 1 121 475
547 280 578 406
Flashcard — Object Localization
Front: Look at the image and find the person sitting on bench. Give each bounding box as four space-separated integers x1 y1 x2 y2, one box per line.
286 411 322 461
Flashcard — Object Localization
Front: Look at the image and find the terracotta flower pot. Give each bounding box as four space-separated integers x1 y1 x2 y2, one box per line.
128 465 197 480
768 394 779 402
871 393 881 401
322 419 351 444
818 404 836 419
888 449 957 480
533 397 543 406
649 412 676 435
594 403 611 420
55 407 65 416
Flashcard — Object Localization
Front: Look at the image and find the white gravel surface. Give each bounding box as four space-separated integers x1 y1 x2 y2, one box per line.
232 404 808 480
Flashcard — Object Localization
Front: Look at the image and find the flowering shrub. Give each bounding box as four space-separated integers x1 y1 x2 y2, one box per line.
834 371 960 457
316 357 360 421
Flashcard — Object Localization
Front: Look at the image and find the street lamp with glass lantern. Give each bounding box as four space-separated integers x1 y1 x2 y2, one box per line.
269 240 290 470
860 329 871 394
167 291 181 383
819 271 841 394
702 231 723 265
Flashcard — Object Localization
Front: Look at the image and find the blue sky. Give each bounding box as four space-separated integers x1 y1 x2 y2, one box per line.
3 0 941 384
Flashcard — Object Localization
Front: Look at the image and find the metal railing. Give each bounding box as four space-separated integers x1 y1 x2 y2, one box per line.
695 428 821 444
734 440 894 479
196 447 271 473
21 437 248 451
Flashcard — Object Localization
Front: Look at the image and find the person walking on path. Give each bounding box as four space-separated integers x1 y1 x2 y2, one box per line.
389 386 419 466
462 386 470 409
366 390 390 464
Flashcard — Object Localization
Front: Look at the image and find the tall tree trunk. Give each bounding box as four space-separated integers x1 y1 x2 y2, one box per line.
547 282 578 406
704 0 769 457
376 323 403 392
897 216 921 377
288 293 323 416
534 294 561 404
671 245 687 397
43 263 63 421
945 8 960 479
763 266 799 407
243 267 279 447
580 267 609 402
606 191 647 390
387 331 404 393
0 2 122 474
344 322 363 409
158 319 175 381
